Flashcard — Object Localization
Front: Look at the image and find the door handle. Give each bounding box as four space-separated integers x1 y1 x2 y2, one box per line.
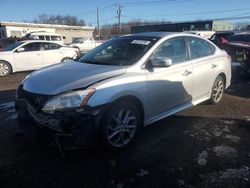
36 53 41 56
212 64 217 68
183 70 192 76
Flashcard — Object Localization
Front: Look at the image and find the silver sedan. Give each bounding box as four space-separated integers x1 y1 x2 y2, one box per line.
16 32 231 150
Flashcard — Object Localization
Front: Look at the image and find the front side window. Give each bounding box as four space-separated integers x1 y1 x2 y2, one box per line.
187 37 215 59
152 37 188 64
43 43 61 50
80 36 159 66
22 42 41 52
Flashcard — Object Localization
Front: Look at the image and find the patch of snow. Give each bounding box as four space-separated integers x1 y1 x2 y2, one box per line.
223 120 235 125
0 101 15 109
0 101 17 122
246 116 250 122
136 169 149 177
213 145 237 158
222 126 230 133
208 166 249 183
224 135 241 143
197 151 208 166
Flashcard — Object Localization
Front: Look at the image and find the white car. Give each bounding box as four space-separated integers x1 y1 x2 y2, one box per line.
69 37 102 52
0 40 79 76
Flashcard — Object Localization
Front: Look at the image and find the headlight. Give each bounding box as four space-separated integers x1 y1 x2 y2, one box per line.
42 88 95 114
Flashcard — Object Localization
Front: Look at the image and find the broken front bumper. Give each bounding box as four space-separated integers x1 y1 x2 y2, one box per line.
15 99 99 149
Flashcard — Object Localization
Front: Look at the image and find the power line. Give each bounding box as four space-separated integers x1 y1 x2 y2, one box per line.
123 7 250 18
123 0 193 6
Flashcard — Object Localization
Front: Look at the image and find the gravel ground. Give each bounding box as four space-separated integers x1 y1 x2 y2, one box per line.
0 69 250 188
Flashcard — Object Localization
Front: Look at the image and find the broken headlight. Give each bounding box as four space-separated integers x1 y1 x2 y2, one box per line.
42 89 95 114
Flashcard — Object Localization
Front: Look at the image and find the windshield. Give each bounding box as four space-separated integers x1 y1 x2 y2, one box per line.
3 41 24 51
79 36 159 66
228 34 250 43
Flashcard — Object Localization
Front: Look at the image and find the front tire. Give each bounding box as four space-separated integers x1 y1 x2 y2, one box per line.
0 61 12 76
100 101 141 150
210 75 225 104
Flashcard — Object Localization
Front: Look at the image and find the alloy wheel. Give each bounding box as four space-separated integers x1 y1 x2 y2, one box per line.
212 78 224 103
0 62 10 76
106 107 138 148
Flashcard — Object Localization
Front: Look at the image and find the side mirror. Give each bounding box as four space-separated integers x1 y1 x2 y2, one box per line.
150 58 172 68
16 47 25 53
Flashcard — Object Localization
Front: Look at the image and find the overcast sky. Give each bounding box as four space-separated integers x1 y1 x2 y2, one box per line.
0 0 250 26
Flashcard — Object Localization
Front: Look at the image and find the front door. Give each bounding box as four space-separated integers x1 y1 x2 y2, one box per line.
146 37 193 118
14 42 43 71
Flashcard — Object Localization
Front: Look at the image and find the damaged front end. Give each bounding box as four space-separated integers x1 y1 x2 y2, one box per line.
15 84 103 152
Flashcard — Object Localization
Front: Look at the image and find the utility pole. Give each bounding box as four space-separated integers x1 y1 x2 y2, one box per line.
117 4 124 35
97 6 100 40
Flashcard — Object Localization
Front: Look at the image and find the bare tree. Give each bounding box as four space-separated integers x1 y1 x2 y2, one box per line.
34 14 86 26
234 22 250 31
98 19 172 39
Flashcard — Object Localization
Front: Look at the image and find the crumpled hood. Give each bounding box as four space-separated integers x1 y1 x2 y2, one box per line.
22 61 127 95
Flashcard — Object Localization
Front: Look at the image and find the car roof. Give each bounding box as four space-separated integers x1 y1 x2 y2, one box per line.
124 32 178 38
21 40 61 43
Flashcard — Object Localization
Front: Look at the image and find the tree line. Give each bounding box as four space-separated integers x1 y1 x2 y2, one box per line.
33 14 250 40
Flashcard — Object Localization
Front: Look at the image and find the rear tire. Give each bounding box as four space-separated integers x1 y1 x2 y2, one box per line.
100 101 141 151
210 75 225 105
0 61 12 76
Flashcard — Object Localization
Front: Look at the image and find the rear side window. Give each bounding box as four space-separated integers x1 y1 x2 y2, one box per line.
187 37 215 59
51 36 62 41
43 43 61 50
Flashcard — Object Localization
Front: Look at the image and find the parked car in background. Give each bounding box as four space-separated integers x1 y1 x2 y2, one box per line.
25 32 64 44
0 40 79 76
16 32 231 150
209 31 235 49
69 37 103 52
221 32 250 77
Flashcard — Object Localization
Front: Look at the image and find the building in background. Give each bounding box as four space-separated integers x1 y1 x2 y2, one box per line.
0 21 95 44
131 20 234 33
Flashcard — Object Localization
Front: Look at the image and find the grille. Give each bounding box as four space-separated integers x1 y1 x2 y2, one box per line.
17 84 52 110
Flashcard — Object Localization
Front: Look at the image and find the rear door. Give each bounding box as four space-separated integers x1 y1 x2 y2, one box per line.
41 42 63 66
186 36 217 102
13 42 43 71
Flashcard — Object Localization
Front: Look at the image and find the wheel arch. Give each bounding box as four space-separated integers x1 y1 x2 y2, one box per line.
113 95 145 126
